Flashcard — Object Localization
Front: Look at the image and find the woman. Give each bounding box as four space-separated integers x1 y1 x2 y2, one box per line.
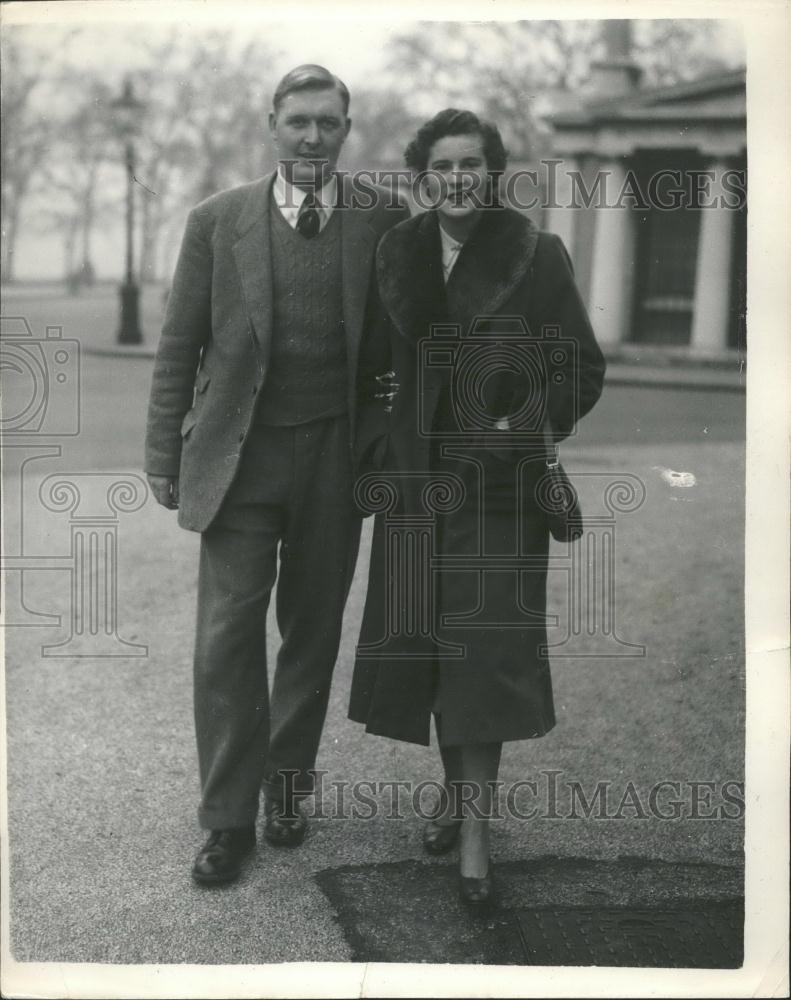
350 110 606 907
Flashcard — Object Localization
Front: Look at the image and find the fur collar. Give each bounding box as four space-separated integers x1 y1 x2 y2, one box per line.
377 207 540 342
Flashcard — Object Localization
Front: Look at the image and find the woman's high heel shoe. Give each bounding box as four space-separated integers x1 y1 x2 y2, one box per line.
422 819 461 855
459 870 495 910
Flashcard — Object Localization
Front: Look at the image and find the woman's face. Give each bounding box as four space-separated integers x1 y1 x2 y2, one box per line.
423 133 489 221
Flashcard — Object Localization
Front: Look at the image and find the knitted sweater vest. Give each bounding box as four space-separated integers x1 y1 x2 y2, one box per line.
255 203 347 425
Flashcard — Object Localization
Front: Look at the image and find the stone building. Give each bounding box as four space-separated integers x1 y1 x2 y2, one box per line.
543 27 746 356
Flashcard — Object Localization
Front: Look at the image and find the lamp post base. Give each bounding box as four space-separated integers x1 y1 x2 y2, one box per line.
118 281 143 345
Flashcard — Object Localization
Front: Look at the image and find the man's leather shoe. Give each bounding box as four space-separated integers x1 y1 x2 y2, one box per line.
264 798 308 847
423 819 461 855
191 827 255 885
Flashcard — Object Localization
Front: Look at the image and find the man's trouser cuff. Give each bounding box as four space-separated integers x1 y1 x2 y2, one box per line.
262 769 316 803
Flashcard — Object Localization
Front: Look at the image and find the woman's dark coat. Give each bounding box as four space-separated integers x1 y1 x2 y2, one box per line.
349 206 606 747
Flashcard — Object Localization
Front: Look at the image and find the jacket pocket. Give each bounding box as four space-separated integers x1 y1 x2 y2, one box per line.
180 409 198 439
182 368 211 438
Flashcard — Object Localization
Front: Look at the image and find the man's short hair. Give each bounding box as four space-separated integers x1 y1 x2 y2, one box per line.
404 108 508 174
272 64 350 115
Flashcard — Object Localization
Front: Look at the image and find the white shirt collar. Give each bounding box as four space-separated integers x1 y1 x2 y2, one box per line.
438 223 466 282
273 166 337 230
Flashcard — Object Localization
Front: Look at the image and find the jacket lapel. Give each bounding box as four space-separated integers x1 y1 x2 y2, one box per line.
377 210 447 345
444 206 540 328
232 172 276 357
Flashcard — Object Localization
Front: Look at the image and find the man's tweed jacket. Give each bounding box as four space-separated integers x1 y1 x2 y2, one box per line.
144 171 408 532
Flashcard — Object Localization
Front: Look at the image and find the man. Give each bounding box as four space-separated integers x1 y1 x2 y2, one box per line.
145 65 407 885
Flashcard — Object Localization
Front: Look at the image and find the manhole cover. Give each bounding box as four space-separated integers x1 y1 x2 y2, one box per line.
515 900 743 968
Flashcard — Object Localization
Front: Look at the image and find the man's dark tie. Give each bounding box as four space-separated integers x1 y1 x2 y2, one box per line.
296 194 321 238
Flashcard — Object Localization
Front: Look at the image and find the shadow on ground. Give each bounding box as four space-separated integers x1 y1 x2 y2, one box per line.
315 856 743 966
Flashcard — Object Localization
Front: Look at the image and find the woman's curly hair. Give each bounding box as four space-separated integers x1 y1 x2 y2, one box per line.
403 108 508 174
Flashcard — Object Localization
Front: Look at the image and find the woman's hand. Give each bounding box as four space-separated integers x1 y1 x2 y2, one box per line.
374 370 400 413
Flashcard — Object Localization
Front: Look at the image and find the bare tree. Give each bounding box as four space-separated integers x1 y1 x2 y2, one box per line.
343 87 422 172
38 74 119 286
384 21 603 160
1 25 281 285
383 20 742 160
0 29 60 281
632 20 741 86
131 32 203 283
130 29 279 281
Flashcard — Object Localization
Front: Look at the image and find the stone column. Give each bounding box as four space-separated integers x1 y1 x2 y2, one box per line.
690 161 735 353
545 157 579 254
587 158 635 345
542 473 647 659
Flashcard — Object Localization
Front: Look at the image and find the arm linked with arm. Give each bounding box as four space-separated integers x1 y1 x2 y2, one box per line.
355 273 397 478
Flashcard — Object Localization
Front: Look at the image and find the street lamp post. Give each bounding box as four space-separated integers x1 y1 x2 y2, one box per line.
110 78 145 345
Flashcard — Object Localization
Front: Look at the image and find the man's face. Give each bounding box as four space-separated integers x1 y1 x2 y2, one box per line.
269 87 351 189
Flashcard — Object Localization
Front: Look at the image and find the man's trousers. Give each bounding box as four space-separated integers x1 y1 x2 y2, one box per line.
193 414 362 830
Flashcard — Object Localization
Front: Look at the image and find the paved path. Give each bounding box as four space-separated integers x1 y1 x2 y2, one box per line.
4 439 745 965
3 286 746 968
